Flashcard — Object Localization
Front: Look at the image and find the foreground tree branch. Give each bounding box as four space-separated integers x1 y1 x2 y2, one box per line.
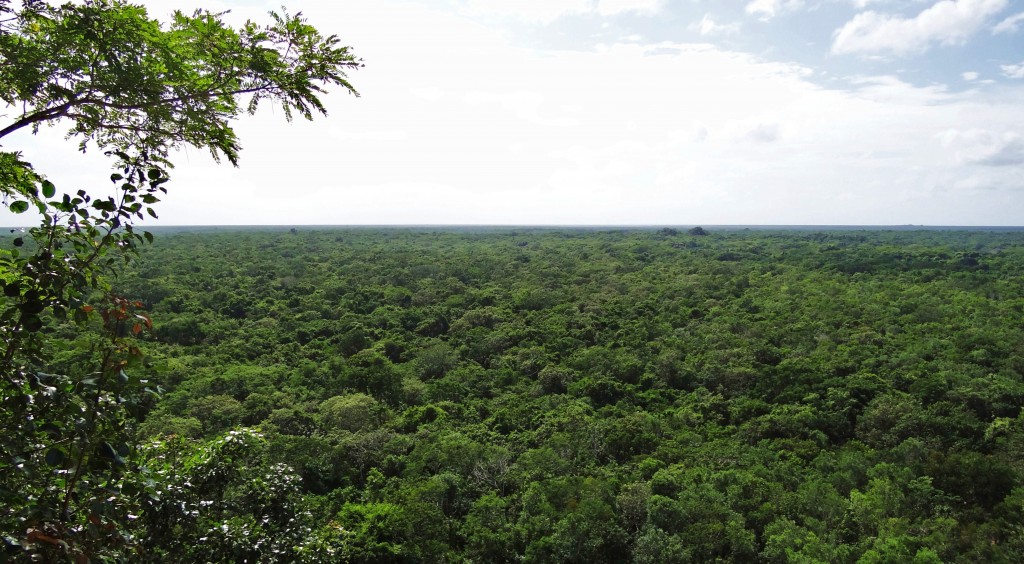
0 1 360 559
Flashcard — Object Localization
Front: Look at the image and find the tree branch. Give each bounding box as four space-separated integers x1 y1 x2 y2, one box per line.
0 100 77 139
0 84 281 141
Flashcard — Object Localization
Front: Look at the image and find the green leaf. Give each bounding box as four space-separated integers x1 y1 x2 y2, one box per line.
3 283 20 297
9 201 29 214
93 199 116 212
41 180 55 199
20 301 45 317
99 442 127 466
99 442 116 459
45 448 66 466
21 314 43 332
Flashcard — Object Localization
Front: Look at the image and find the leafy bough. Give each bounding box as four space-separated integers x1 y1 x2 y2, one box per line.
0 0 360 559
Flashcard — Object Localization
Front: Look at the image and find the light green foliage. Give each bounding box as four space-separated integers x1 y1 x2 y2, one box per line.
189 393 245 434
346 349 403 405
319 392 385 432
138 413 202 438
461 493 515 562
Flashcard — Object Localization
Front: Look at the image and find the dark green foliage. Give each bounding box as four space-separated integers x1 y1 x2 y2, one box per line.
84 226 1024 561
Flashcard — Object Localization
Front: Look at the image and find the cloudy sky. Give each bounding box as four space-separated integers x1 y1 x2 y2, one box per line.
4 0 1024 225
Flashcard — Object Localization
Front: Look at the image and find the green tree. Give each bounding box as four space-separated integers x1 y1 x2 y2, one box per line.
138 429 345 562
0 0 359 559
188 393 245 435
319 392 386 433
461 493 516 562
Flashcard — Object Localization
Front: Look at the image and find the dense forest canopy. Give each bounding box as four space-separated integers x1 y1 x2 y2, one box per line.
47 227 1021 561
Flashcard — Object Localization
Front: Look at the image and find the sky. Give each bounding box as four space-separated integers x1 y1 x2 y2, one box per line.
3 0 1024 225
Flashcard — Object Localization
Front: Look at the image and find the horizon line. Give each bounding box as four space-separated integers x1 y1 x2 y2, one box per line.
5 223 1024 231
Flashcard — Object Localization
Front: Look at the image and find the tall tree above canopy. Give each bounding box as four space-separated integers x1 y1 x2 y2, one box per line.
0 1 359 559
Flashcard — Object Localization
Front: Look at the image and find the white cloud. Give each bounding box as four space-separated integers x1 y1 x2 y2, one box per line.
464 0 592 23
832 0 1009 56
463 90 577 126
745 0 804 21
993 11 1024 33
411 87 446 101
744 123 782 143
329 128 409 142
692 14 742 36
596 0 664 17
459 0 662 23
939 130 1024 166
962 71 979 81
1002 62 1024 78
844 74 954 104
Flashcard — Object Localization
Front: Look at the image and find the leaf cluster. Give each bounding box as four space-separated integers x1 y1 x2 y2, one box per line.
0 0 361 163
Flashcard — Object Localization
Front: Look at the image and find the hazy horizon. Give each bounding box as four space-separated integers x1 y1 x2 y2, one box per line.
8 223 1024 232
